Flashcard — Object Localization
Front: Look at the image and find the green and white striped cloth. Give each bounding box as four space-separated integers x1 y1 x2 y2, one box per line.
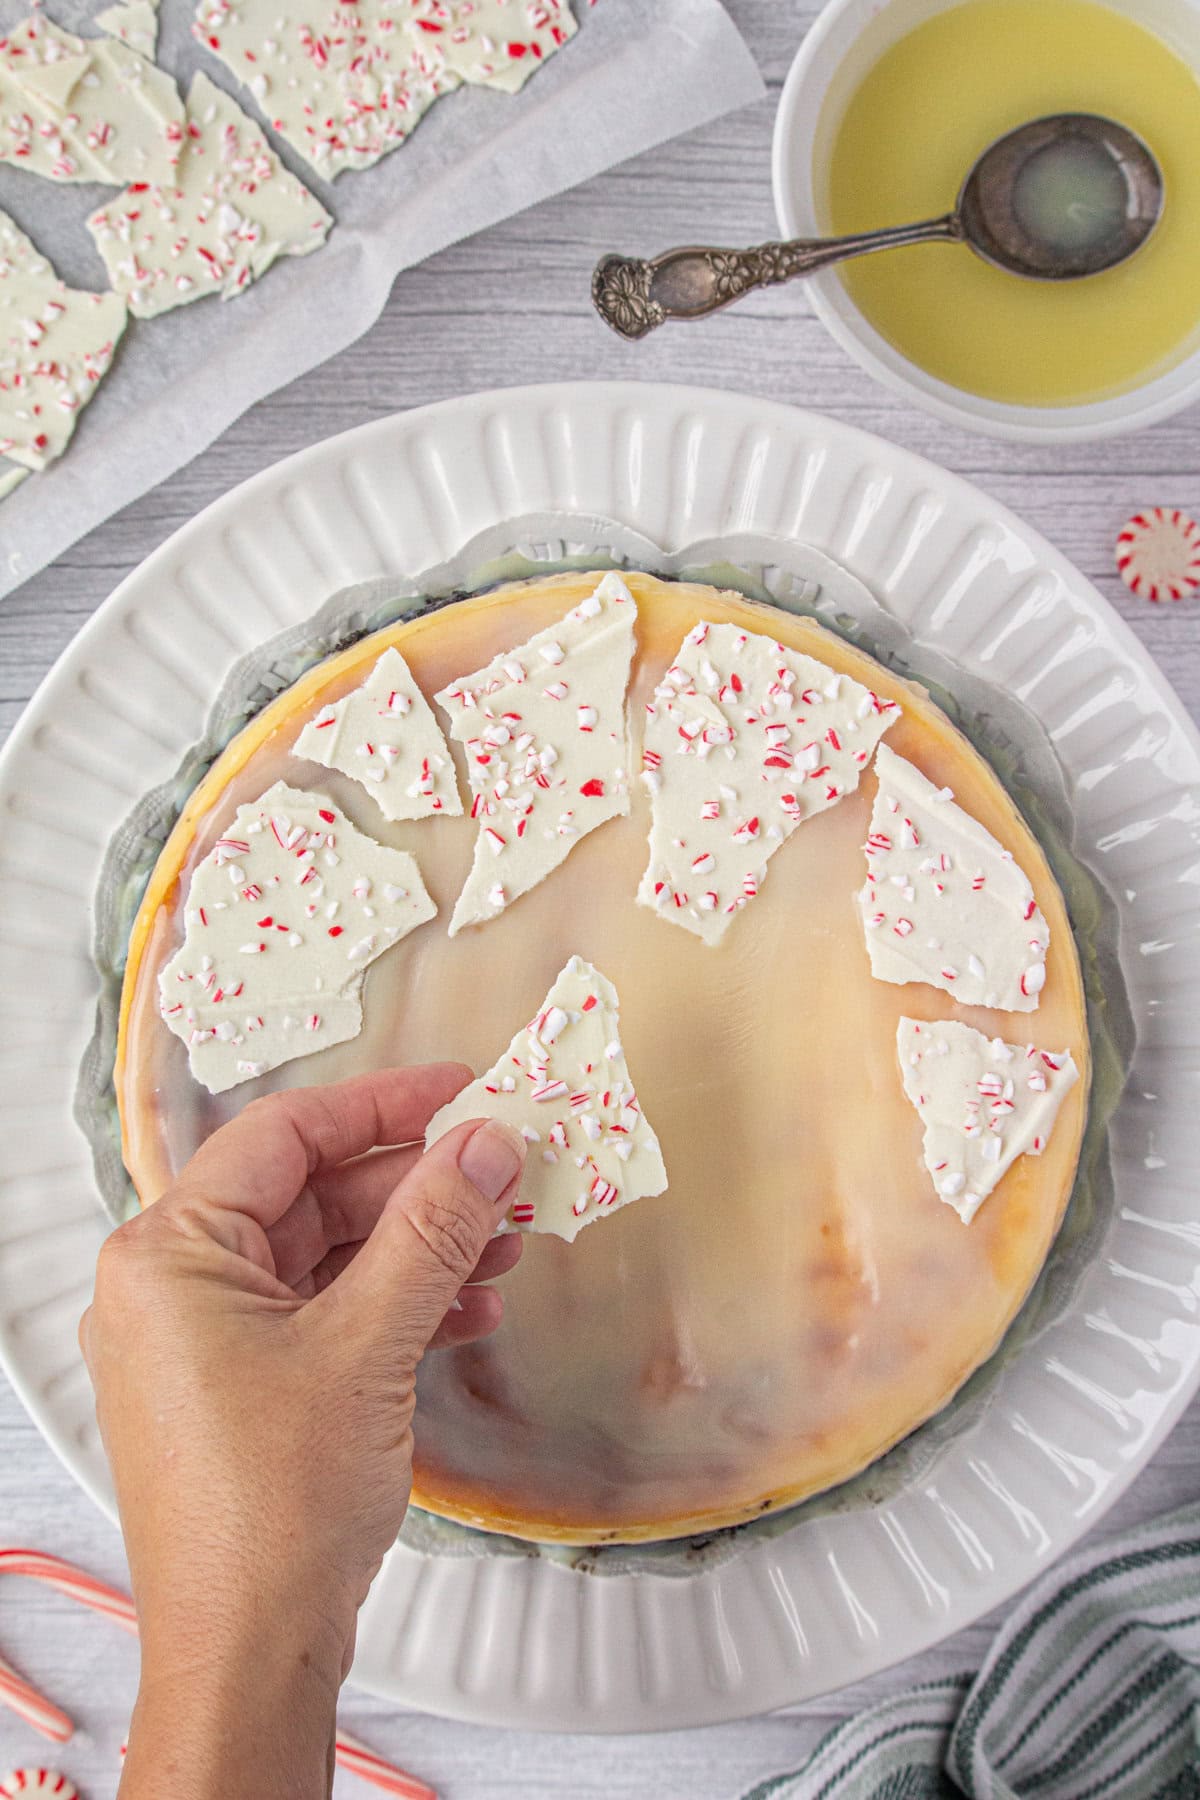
742 1503 1200 1800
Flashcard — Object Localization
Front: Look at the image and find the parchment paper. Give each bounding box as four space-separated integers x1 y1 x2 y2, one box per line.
0 0 763 596
78 517 1133 1575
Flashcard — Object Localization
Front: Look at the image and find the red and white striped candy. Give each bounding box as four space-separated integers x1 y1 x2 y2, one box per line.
334 1730 437 1800
0 1655 72 1747
0 1550 137 1635
0 1549 435 1793
0 1773 77 1797
1116 507 1200 601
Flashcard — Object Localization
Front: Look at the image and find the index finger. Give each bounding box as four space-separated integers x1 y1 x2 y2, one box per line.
171 1063 473 1229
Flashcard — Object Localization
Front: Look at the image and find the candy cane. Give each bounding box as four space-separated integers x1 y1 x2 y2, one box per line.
1 1549 437 1797
0 1654 71 1746
334 1730 437 1800
0 1551 137 1635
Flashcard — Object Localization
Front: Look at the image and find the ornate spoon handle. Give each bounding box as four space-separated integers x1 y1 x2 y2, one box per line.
592 217 962 341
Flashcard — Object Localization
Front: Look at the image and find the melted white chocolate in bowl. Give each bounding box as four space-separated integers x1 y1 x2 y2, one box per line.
118 573 1089 1543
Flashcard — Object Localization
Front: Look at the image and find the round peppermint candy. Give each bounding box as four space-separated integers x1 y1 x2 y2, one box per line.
1116 507 1200 602
0 1775 78 1798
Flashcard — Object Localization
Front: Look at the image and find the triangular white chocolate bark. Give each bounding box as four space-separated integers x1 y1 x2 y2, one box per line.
0 14 184 183
88 73 331 320
638 621 900 945
293 646 462 821
897 1017 1079 1224
435 572 636 936
859 745 1050 1011
159 782 435 1094
425 955 667 1243
0 210 127 474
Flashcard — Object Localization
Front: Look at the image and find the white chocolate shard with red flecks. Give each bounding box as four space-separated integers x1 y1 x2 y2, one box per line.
435 571 637 936
637 620 901 945
0 210 128 479
858 744 1050 1011
159 781 435 1094
425 954 667 1243
193 0 460 180
87 73 332 320
95 0 160 62
405 0 577 94
897 1017 1078 1224
292 646 463 822
0 14 185 184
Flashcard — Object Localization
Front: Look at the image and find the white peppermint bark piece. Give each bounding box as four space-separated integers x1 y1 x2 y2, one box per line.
897 1017 1079 1225
292 646 462 821
435 572 636 936
0 14 185 184
426 955 667 1243
95 0 160 62
159 781 435 1094
0 211 127 476
193 0 459 179
858 744 1051 1011
405 0 576 94
88 73 332 320
638 620 901 945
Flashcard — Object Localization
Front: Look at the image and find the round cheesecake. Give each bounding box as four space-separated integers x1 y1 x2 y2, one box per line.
117 571 1090 1544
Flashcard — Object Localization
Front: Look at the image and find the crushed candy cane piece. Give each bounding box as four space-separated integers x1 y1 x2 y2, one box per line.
405 0 577 94
1116 507 1200 603
638 620 900 944
88 73 331 319
159 781 435 1093
897 1017 1079 1224
436 572 636 936
0 210 127 480
858 744 1050 1011
0 13 184 184
426 954 666 1242
293 645 462 821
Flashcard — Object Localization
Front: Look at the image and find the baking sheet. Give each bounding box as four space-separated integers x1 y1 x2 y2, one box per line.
0 0 763 596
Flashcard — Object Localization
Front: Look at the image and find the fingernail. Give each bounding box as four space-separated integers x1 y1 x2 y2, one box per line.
458 1121 526 1205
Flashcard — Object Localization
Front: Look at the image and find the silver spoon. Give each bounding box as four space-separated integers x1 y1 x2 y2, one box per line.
592 112 1163 342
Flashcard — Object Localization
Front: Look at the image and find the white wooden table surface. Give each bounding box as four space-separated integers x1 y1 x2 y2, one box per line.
2 3 1198 1795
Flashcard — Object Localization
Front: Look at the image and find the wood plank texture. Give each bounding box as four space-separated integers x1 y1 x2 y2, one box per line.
1 3 1197 1793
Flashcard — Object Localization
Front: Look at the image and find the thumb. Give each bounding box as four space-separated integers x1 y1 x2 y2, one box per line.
330 1117 526 1361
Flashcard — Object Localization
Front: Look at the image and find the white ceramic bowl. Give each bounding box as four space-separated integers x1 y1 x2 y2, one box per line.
772 0 1200 442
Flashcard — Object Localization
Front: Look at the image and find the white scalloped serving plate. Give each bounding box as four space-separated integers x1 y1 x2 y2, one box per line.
2 382 1200 1733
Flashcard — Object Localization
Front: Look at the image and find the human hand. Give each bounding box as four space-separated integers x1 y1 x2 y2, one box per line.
81 1065 525 1799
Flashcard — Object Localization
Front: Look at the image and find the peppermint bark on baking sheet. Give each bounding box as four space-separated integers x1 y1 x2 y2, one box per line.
637 621 900 945
425 954 667 1242
190 0 578 179
435 571 637 937
0 212 127 491
405 0 577 95
858 744 1050 1011
0 13 184 183
87 73 332 319
897 1017 1079 1224
159 781 435 1094
191 0 461 179
292 646 462 821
